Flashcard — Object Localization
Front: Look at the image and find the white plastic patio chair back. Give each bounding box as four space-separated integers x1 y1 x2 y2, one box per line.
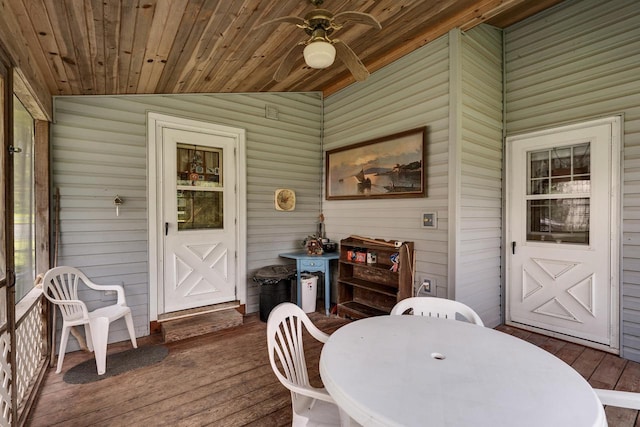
390 297 484 326
267 302 351 426
42 266 137 375
594 388 640 410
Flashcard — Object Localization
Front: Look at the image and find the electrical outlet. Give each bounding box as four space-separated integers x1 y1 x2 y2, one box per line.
416 277 433 296
422 279 431 293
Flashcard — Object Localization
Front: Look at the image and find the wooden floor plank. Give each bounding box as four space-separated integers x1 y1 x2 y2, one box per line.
537 336 569 355
554 341 587 366
606 406 638 427
572 347 608 380
616 361 640 392
590 353 628 389
26 314 640 427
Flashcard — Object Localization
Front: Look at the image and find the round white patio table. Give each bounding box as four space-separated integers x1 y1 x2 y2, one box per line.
320 315 607 427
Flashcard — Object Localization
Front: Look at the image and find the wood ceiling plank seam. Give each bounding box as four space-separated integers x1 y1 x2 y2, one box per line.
137 0 189 94
458 0 526 31
455 0 526 32
125 0 158 94
249 2 318 92
168 0 223 93
154 0 207 93
89 0 107 95
196 1 279 93
486 0 565 28
322 1 491 95
174 2 226 93
19 0 72 95
178 0 241 93
210 0 305 92
199 0 312 93
64 0 98 94
342 0 462 58
42 0 83 95
102 0 121 94
116 0 139 94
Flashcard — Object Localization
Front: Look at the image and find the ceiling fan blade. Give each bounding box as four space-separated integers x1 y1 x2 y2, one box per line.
254 15 305 31
333 11 381 29
274 42 306 82
333 40 370 81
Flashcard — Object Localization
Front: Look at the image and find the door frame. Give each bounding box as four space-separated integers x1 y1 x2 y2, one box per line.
505 116 622 352
147 112 247 321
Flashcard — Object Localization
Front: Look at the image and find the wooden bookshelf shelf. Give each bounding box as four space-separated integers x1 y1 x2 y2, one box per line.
337 236 413 319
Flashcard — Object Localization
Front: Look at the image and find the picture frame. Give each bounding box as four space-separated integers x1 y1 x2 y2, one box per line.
325 127 427 200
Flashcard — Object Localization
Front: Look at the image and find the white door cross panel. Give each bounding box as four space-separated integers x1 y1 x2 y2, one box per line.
170 243 228 298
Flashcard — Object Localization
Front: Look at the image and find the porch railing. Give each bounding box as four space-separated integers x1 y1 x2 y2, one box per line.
0 288 48 426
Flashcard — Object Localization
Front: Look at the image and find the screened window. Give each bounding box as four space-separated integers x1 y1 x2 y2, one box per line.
13 95 35 302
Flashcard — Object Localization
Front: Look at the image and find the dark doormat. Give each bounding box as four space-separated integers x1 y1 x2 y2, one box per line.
63 345 169 384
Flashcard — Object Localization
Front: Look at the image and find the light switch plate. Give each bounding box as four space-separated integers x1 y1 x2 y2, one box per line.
422 212 437 228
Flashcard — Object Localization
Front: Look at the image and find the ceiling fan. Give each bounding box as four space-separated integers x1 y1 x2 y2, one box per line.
259 0 382 82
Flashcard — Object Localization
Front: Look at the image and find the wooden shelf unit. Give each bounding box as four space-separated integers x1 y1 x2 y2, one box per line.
337 236 414 319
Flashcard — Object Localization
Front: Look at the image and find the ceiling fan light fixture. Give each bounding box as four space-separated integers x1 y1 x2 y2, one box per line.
303 41 336 69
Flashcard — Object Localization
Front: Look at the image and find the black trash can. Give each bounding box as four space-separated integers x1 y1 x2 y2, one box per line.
254 264 296 322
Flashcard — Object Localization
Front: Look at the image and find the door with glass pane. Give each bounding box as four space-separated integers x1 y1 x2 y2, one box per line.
162 128 237 313
506 118 620 349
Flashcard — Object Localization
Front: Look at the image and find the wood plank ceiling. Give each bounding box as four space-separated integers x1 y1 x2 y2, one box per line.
7 0 565 97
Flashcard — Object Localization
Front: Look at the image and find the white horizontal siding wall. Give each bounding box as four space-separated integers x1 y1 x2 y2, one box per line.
324 36 451 298
504 0 640 360
452 26 504 327
52 93 322 349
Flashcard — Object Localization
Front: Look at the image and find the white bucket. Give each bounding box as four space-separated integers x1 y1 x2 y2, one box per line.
301 274 318 313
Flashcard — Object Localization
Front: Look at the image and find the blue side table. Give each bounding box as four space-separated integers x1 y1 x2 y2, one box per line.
279 251 339 316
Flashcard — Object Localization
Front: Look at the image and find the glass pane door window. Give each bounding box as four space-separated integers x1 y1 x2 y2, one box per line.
527 143 590 244
176 143 223 230
13 95 35 301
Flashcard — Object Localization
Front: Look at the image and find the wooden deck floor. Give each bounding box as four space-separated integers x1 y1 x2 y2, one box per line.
27 314 640 426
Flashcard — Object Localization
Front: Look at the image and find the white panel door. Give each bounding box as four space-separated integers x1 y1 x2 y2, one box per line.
162 128 237 313
507 118 620 349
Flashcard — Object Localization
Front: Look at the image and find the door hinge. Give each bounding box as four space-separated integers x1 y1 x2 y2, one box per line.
6 269 15 288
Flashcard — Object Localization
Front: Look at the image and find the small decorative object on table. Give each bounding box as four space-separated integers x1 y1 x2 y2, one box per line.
304 235 324 255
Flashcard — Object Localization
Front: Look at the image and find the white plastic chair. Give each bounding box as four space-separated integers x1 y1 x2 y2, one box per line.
267 302 352 426
390 296 484 326
42 266 137 375
594 388 640 410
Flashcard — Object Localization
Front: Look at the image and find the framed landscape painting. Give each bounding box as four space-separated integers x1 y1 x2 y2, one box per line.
325 127 426 200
